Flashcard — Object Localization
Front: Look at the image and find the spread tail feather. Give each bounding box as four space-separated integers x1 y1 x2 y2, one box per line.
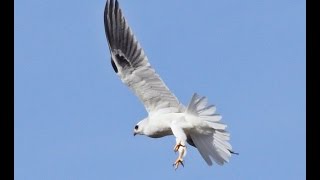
186 93 233 166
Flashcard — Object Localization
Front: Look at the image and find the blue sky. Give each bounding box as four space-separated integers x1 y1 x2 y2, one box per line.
15 0 305 179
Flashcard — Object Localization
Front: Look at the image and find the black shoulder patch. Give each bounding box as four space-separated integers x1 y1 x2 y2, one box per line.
110 54 131 73
111 58 118 73
115 54 131 68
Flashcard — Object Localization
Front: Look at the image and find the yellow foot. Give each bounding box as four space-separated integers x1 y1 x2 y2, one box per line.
173 142 185 152
173 158 184 170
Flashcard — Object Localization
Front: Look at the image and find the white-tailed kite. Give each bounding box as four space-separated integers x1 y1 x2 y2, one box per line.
104 0 236 169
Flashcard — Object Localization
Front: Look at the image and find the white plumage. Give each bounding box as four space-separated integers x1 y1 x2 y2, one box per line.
104 0 235 169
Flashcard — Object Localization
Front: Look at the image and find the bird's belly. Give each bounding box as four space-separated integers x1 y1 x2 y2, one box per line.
148 128 173 138
147 112 187 138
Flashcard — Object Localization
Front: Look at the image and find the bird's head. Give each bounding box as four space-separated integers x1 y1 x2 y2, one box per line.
133 118 148 136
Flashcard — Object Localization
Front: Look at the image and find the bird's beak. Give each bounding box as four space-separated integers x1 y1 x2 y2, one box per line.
133 132 137 136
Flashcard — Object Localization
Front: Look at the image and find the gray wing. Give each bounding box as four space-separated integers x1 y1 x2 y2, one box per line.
104 0 182 114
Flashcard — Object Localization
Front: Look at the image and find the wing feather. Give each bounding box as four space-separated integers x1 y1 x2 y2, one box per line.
104 0 182 113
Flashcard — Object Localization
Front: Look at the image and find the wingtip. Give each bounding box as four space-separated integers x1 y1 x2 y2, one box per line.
115 0 119 7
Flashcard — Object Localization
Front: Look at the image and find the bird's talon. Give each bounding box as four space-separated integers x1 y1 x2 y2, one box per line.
173 158 184 170
173 143 185 152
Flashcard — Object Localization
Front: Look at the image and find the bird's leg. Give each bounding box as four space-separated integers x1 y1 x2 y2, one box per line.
173 139 187 170
170 121 187 170
173 140 185 152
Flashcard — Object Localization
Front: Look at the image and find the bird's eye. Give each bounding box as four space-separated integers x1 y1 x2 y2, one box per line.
134 125 139 130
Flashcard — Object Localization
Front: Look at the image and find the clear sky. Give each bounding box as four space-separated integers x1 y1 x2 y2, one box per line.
15 0 305 179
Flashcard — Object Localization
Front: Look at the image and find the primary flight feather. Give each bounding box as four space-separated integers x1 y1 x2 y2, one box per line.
104 0 235 169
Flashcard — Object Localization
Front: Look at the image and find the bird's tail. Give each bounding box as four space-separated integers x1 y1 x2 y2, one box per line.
186 93 233 166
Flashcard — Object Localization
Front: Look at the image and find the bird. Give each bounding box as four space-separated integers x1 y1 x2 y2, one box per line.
104 0 236 169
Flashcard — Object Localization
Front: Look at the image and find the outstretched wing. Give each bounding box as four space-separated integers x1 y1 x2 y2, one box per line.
104 0 182 114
